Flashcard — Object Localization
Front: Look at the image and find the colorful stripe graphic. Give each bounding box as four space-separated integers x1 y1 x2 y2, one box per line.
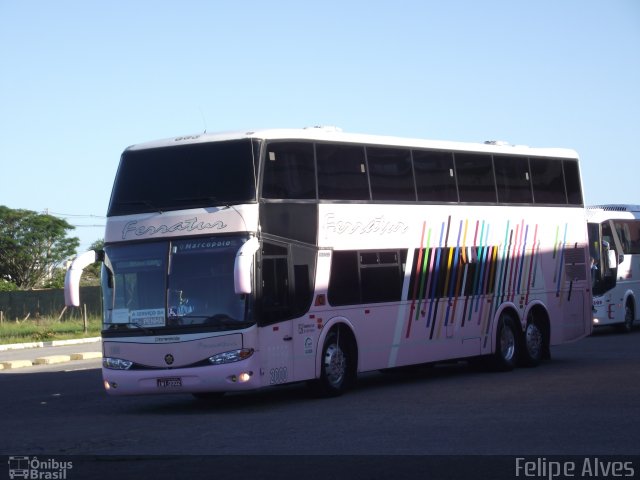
403 217 581 341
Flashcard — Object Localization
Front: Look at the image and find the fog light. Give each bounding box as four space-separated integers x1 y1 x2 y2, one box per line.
238 371 253 383
593 318 600 324
104 380 117 390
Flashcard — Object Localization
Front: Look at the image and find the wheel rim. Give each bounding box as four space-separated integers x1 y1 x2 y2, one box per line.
525 322 543 360
323 342 346 388
500 323 516 362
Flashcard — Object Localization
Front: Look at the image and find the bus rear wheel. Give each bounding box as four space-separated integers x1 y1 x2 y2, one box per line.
492 313 519 371
519 316 545 367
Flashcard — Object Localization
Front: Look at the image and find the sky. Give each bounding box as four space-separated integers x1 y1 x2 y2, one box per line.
1 0 639 253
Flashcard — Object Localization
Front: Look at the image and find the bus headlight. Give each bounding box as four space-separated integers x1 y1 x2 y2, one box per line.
103 357 133 370
208 348 254 365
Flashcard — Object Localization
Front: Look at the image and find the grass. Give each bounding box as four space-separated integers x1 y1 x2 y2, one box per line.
0 316 102 344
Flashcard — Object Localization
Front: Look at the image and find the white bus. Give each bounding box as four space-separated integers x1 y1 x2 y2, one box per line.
65 127 592 397
587 204 640 332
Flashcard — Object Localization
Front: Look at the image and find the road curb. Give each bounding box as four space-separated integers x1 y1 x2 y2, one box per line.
0 337 101 352
33 354 73 365
1 351 102 370
1 360 35 370
71 351 102 360
0 337 102 370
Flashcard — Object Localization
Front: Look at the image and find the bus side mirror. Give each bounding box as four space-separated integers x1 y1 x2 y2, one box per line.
234 237 259 295
64 250 98 307
607 250 618 270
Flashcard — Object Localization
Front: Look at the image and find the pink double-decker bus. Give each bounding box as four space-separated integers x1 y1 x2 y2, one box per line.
65 127 592 398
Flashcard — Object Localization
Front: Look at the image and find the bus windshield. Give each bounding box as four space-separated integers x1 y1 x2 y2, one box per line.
107 139 257 216
102 236 252 332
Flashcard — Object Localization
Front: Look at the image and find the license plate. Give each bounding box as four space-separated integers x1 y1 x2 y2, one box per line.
157 377 182 388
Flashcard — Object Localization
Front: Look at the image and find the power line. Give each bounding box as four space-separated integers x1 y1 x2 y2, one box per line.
47 210 106 219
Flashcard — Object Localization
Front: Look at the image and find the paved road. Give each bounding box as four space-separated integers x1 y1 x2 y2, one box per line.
1 327 639 478
0 338 101 367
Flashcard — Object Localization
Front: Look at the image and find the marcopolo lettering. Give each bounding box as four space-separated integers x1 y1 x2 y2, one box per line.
179 240 232 251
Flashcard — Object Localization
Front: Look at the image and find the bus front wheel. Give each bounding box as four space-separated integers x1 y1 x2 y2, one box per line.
309 329 354 397
618 303 635 333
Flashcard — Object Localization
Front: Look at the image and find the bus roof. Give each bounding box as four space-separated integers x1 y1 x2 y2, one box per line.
587 204 640 221
125 126 579 159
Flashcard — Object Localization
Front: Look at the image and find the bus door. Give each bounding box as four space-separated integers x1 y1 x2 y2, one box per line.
258 244 294 387
590 220 623 296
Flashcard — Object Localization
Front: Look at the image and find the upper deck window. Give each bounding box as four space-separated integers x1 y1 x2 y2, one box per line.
413 150 458 202
317 143 370 200
455 153 496 203
254 139 582 207
108 139 257 216
563 159 583 205
530 158 566 204
262 142 316 199
494 155 533 204
367 147 415 201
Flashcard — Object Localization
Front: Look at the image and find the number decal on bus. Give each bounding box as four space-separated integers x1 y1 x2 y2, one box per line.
269 367 288 385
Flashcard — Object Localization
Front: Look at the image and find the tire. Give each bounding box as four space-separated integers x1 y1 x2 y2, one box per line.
309 329 354 397
491 312 519 371
519 316 545 367
618 303 634 333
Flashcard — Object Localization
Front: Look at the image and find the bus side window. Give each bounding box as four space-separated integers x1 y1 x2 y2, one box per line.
367 147 415 201
494 155 533 204
531 158 566 204
262 142 316 199
454 153 496 203
328 249 407 306
413 150 457 203
317 144 370 200
563 159 583 205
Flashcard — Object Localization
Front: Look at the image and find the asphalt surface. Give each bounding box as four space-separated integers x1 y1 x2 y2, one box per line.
1 327 639 479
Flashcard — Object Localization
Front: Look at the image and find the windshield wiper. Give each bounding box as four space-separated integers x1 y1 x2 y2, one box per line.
128 322 155 335
182 314 240 323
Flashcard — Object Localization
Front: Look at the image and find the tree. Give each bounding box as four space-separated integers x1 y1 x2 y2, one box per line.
0 206 80 289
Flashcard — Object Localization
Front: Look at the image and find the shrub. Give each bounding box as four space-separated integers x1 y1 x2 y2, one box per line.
0 279 18 291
